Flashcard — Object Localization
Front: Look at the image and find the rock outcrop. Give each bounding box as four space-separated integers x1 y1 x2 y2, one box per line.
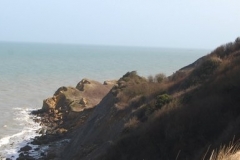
27 78 116 159
42 78 114 113
61 72 147 160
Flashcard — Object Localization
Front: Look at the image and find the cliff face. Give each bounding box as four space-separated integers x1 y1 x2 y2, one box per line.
62 72 149 160
62 91 118 159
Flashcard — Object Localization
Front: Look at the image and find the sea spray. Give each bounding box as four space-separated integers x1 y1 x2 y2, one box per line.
0 108 42 159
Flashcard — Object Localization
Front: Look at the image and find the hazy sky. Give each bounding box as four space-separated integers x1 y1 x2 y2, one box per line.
0 1 239 49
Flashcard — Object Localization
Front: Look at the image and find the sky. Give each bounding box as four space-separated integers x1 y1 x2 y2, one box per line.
0 1 240 49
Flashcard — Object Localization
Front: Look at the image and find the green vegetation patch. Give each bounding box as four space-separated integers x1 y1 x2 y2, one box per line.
155 94 172 109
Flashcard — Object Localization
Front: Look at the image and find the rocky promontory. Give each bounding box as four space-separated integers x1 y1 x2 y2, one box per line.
17 78 115 159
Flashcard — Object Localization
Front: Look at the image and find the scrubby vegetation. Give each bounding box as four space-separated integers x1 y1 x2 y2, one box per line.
114 71 169 107
155 94 172 109
148 73 166 83
99 37 240 160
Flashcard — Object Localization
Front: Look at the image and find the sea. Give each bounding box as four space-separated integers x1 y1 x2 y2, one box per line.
0 42 209 159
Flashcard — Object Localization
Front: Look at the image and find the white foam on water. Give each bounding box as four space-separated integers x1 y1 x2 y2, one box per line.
0 107 42 160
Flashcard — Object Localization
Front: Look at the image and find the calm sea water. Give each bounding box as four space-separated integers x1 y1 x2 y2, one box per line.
0 42 209 159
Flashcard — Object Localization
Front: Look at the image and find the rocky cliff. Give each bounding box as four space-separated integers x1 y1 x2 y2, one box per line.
62 71 148 160
19 37 240 160
19 79 115 159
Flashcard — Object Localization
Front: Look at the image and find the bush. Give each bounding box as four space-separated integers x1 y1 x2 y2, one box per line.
148 73 166 83
156 94 172 109
148 75 154 83
181 56 222 89
155 73 166 83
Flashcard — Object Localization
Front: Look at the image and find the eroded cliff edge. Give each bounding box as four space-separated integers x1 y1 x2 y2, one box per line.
61 72 149 160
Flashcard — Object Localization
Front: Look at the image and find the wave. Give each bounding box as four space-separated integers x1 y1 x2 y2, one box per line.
0 108 41 160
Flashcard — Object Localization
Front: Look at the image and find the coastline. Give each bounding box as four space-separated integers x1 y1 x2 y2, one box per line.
0 108 42 160
3 38 240 159
0 43 209 159
15 79 115 159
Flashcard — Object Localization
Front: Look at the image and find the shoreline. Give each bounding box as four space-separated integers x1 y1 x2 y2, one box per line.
0 108 41 160
15 79 116 160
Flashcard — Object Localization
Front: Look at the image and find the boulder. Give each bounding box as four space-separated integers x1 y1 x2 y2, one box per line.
68 98 88 112
42 94 63 111
69 101 85 112
41 86 82 112
46 151 57 159
76 79 91 91
80 98 88 105
20 145 32 152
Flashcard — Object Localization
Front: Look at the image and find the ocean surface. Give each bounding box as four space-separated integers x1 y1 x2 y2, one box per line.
0 42 209 159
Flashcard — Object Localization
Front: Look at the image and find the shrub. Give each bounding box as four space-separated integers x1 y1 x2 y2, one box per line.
195 56 221 77
148 73 166 83
148 75 154 83
122 71 137 79
181 56 222 89
210 37 240 59
124 116 139 129
169 70 188 82
155 94 172 109
155 73 166 83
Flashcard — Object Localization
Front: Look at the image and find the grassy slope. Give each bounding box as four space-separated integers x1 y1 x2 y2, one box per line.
99 38 240 160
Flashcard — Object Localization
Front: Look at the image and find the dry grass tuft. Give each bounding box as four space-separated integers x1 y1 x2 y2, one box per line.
204 139 240 160
124 116 140 129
